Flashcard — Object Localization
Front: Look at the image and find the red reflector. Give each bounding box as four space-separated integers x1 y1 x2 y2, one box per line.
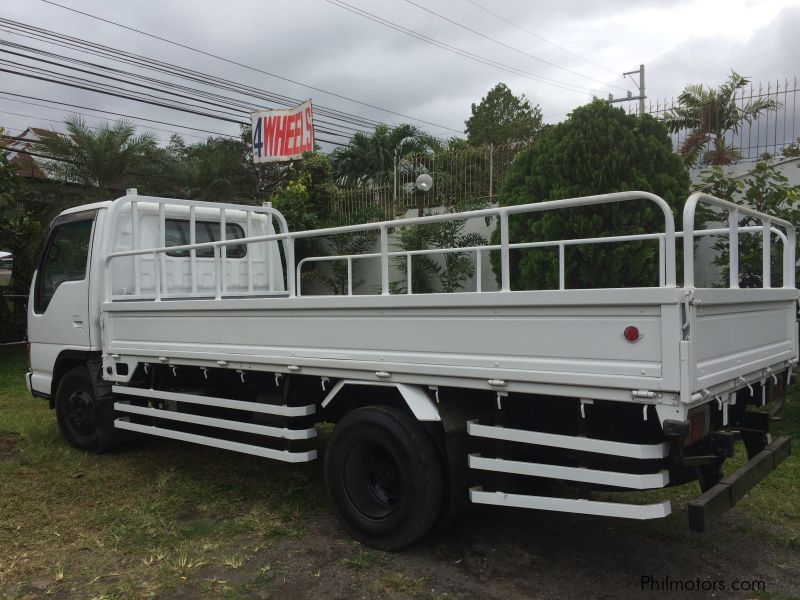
623 326 640 342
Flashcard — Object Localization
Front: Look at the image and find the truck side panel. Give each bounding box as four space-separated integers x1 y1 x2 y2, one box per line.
690 289 797 392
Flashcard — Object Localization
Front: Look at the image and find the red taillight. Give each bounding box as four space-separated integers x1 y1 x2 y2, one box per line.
623 325 640 343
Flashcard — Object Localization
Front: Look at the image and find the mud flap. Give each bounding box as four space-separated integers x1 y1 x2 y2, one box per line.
688 436 791 532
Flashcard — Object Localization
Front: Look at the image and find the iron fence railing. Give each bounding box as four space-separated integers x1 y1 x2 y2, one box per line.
622 76 799 162
333 77 799 217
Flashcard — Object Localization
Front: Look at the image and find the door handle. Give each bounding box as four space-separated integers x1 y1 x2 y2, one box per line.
72 315 84 328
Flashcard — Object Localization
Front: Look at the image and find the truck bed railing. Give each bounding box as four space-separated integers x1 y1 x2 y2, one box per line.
295 224 789 295
105 192 676 301
103 191 796 302
683 192 796 288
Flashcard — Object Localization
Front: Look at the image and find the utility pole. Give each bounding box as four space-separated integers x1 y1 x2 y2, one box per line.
608 64 646 115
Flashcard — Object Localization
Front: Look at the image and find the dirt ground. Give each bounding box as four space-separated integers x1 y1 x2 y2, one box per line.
188 503 799 600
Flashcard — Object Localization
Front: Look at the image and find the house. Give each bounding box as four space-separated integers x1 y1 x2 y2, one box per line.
2 127 57 180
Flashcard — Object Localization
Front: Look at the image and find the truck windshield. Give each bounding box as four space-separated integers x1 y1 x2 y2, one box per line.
164 219 246 258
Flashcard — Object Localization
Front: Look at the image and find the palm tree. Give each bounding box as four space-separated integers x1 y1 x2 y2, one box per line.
331 123 441 186
36 116 157 191
662 71 779 166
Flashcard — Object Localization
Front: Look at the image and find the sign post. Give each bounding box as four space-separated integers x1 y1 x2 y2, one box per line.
251 100 314 163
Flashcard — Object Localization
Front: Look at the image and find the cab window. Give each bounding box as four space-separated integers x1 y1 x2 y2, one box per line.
34 217 94 313
165 219 246 258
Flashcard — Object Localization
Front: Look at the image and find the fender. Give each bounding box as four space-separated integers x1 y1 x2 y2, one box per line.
321 380 440 422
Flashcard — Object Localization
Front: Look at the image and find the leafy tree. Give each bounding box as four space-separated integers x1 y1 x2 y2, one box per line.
391 198 489 294
662 71 779 166
35 116 157 191
493 100 690 290
331 123 441 186
465 83 544 147
694 161 800 287
303 207 383 295
0 152 39 341
141 134 257 201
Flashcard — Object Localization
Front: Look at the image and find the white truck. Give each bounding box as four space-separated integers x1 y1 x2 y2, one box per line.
26 190 796 550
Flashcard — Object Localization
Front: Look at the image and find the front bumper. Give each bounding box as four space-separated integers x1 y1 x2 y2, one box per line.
688 436 791 532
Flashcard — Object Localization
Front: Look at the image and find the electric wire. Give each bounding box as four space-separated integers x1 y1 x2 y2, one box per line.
323 0 600 96
34 0 463 133
402 0 629 92
0 68 349 147
464 0 621 76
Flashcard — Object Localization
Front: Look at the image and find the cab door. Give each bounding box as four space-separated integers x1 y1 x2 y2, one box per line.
28 210 97 396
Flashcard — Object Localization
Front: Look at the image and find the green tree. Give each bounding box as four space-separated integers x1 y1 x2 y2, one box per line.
465 83 544 147
694 161 800 287
391 198 489 294
493 100 690 290
141 134 257 202
35 116 157 191
0 151 39 341
662 71 779 166
331 123 441 186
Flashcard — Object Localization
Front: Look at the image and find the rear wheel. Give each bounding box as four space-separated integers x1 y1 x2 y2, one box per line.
55 366 114 451
325 405 443 550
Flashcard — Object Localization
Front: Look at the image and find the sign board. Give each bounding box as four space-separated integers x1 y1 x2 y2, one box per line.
251 100 314 163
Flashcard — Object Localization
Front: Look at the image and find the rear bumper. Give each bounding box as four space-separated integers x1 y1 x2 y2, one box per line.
688 436 791 532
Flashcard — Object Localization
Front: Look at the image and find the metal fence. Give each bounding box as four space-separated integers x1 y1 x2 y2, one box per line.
332 140 535 218
623 77 799 162
333 76 800 217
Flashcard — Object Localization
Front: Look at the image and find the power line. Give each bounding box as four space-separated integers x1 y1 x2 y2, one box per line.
0 59 352 141
0 91 240 138
0 68 349 147
402 0 628 92
0 106 211 140
463 0 620 77
35 0 462 133
0 39 365 136
323 0 600 96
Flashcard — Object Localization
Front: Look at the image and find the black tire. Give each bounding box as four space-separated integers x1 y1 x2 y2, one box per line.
324 405 444 551
55 366 114 451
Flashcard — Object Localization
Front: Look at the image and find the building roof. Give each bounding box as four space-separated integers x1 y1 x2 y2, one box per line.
2 127 60 180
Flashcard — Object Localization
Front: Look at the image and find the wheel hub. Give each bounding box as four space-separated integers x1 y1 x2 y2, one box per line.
66 389 97 438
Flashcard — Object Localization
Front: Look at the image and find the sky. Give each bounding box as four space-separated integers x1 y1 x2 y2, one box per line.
1 0 798 150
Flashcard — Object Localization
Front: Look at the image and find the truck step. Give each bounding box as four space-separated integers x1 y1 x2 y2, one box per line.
111 385 315 417
114 401 316 440
468 454 669 489
467 420 669 459
469 487 671 519
115 418 317 462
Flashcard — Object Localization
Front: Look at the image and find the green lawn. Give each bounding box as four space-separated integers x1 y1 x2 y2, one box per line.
1 344 798 598
0 346 328 598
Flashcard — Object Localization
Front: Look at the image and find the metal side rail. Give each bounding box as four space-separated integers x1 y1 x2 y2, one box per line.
469 488 671 519
467 420 669 459
111 385 316 417
468 454 669 489
467 420 671 519
114 401 316 440
688 436 791 532
115 418 317 463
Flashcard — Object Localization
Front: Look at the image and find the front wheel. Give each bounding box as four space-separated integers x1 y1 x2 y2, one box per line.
324 405 444 551
55 366 114 451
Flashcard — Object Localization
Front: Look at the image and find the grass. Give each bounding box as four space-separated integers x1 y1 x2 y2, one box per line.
1 344 799 598
0 345 325 599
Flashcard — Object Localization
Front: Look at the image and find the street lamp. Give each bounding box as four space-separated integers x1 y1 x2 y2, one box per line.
415 173 433 217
